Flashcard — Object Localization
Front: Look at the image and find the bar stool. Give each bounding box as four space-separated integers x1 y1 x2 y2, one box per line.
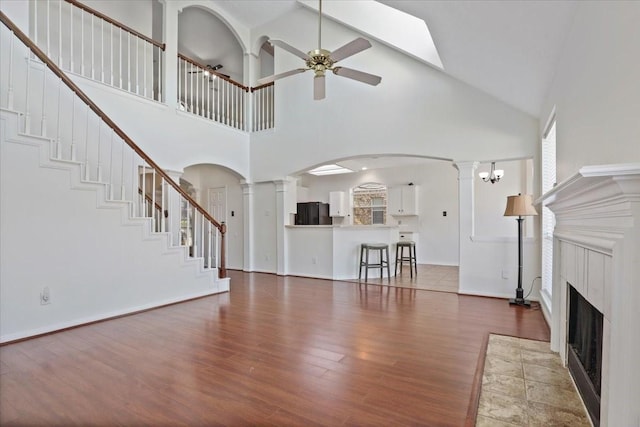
395 241 417 278
359 243 391 283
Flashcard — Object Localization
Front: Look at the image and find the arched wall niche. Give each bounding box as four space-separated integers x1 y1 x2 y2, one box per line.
177 4 247 83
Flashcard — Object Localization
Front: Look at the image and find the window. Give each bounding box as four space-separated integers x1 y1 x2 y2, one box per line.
542 117 556 298
353 183 387 225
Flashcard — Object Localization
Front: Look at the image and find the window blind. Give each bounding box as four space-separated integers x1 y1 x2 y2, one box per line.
542 120 556 296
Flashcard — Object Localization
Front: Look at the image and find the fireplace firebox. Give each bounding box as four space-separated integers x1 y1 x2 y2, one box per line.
567 284 603 427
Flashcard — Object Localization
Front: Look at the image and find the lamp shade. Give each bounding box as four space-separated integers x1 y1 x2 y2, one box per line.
504 194 538 216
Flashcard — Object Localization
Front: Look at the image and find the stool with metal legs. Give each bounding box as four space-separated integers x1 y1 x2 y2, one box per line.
395 241 417 278
358 243 391 283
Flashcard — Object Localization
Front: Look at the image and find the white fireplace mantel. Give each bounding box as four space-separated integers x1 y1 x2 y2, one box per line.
539 163 640 427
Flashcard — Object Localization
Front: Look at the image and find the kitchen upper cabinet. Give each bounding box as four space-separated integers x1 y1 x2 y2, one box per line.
388 185 418 216
329 191 347 217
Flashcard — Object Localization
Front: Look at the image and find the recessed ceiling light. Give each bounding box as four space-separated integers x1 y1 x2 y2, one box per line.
361 167 368 170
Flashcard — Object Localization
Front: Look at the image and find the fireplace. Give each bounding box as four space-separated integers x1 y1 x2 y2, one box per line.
541 164 640 427
567 284 602 426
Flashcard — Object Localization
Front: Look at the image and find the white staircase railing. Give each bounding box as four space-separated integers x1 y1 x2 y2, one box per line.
1 10 226 277
29 0 277 132
251 82 275 131
31 0 164 102
177 53 248 131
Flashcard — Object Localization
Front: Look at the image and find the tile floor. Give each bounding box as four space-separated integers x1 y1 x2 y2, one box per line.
476 334 592 427
353 264 459 293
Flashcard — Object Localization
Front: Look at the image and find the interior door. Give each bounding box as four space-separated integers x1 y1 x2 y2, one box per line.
208 187 227 223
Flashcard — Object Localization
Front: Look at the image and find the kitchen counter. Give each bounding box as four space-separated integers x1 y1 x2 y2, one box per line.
286 225 399 280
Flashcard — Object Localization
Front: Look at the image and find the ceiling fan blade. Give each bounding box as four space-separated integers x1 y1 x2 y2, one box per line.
314 74 326 100
330 37 372 63
269 39 311 61
257 68 307 86
333 67 382 86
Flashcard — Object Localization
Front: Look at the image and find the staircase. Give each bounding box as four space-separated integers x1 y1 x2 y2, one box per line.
0 12 229 343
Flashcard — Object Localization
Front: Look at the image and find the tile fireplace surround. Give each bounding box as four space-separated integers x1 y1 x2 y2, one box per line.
540 163 640 427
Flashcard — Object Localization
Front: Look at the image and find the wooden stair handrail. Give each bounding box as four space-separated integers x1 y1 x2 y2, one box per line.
178 53 249 91
65 0 165 50
179 52 276 93
0 11 227 277
250 82 274 92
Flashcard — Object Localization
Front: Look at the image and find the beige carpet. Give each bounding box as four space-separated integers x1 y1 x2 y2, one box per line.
476 334 591 426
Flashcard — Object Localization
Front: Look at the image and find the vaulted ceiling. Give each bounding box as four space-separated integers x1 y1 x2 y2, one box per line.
189 0 580 118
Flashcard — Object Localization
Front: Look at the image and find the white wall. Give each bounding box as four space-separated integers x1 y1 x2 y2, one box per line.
251 181 278 273
81 0 154 36
182 164 244 270
474 159 531 237
70 75 251 178
536 4 639 422
540 1 640 182
300 160 460 266
0 113 222 342
250 7 539 182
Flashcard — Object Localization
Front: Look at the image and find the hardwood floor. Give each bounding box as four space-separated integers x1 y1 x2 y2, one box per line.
0 271 549 426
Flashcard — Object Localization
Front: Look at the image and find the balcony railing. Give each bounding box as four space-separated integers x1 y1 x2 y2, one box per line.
31 0 164 101
177 53 248 131
251 82 274 131
29 0 275 132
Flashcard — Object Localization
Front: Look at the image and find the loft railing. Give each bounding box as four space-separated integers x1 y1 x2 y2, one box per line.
31 0 164 101
177 53 276 132
30 0 275 132
251 82 274 131
177 53 248 130
1 11 226 277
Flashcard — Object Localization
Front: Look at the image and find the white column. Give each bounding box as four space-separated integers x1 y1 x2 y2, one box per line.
453 161 479 294
163 2 180 108
241 181 254 272
274 179 290 276
273 178 298 276
245 52 259 130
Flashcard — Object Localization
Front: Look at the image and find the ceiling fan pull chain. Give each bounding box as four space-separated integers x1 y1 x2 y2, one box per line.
318 0 322 50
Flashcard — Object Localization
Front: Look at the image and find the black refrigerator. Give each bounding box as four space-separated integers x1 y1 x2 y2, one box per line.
295 202 332 225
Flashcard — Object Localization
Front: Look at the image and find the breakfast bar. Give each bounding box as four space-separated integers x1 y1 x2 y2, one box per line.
286 225 400 280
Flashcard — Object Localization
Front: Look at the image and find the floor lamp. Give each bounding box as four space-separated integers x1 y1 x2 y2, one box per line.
504 194 538 307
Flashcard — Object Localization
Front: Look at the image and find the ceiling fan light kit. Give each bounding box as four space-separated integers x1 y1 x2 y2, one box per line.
257 0 381 100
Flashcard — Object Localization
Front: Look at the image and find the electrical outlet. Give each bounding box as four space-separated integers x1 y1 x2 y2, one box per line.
40 287 51 305
311 256 317 265
502 270 510 280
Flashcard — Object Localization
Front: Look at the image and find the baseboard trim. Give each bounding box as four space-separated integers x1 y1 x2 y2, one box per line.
0 288 227 345
459 289 540 302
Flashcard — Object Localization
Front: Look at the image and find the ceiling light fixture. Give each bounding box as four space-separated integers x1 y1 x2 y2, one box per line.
256 0 381 100
308 164 354 176
479 162 504 184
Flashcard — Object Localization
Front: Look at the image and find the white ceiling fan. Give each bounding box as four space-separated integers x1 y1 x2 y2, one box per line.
256 0 382 100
